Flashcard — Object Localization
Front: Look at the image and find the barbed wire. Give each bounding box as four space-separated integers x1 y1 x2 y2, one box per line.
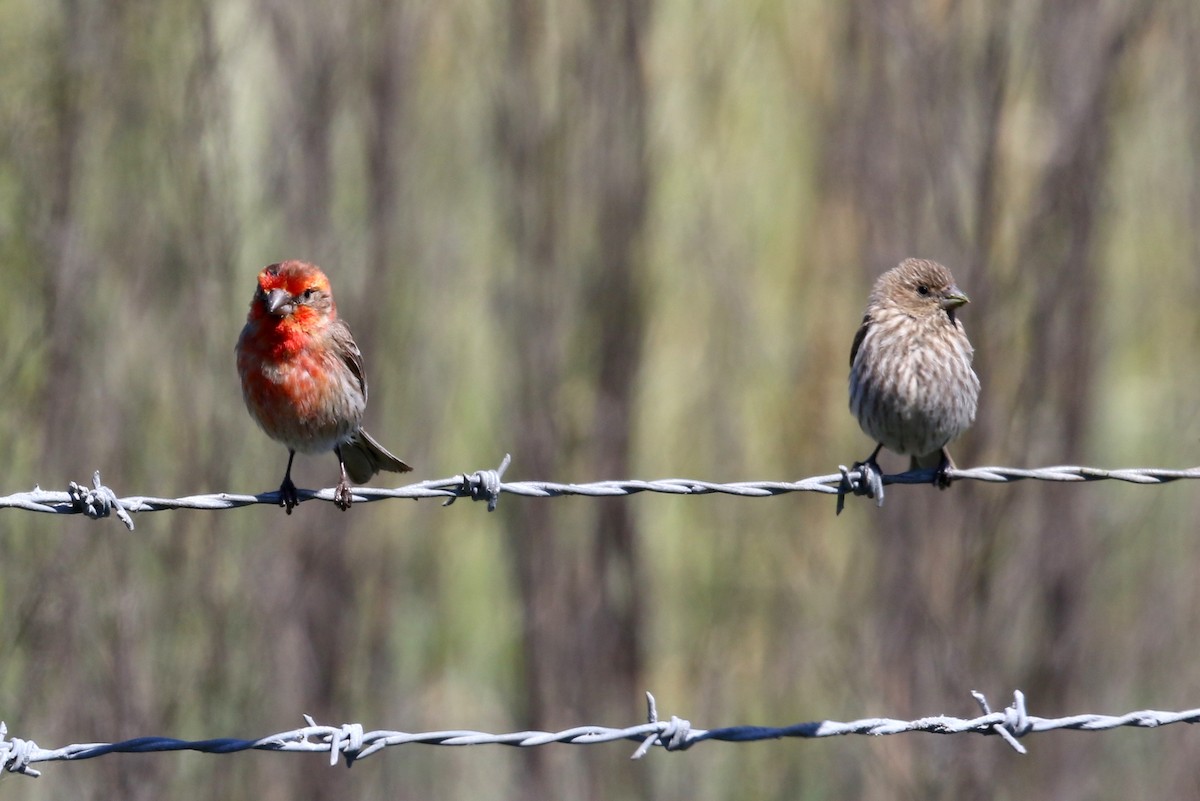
3 456 1198 530
4 690 1200 777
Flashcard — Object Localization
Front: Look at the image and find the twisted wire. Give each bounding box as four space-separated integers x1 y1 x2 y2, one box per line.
3 457 1198 530
4 691 1199 777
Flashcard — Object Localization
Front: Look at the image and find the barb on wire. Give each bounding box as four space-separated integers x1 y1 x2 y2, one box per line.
3 458 1199 530
4 691 1200 777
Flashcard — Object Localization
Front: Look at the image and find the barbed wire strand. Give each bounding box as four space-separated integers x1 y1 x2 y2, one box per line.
4 690 1200 777
4 456 1199 530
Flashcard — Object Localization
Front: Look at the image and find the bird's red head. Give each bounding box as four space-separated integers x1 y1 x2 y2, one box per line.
249 260 338 328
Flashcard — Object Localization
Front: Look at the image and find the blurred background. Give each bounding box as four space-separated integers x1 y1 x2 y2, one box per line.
2 0 1199 798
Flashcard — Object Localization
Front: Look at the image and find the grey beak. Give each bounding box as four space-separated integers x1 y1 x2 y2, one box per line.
940 285 970 310
265 288 294 317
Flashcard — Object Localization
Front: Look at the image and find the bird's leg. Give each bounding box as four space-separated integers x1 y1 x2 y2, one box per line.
864 443 883 469
333 445 354 511
933 448 956 490
279 450 299 514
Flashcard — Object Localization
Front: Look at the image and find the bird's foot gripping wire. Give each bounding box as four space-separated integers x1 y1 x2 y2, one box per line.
278 476 300 515
332 445 356 511
837 447 885 514
932 449 954 490
333 481 354 511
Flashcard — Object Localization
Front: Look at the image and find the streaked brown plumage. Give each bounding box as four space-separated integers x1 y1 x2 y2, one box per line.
848 258 979 487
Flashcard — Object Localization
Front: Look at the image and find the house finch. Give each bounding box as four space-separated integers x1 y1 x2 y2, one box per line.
236 260 411 513
848 258 979 492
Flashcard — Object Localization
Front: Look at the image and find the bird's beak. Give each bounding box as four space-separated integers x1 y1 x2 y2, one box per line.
940 285 970 310
265 288 295 317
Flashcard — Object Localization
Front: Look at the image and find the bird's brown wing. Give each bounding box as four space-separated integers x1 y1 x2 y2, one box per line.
849 313 871 368
331 320 369 403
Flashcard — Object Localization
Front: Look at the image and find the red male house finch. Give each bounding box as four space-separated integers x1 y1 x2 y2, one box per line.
236 260 411 513
848 258 979 492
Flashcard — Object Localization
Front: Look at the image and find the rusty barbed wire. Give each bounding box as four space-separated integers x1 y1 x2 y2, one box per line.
2 456 1198 530
4 690 1200 777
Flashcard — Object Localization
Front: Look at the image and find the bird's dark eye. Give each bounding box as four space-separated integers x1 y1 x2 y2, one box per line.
301 287 316 302
916 284 930 296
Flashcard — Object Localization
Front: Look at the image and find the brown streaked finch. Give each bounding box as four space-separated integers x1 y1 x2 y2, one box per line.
236 260 412 513
848 258 979 495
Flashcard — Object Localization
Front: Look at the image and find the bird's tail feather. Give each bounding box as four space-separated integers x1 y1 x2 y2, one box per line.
341 429 412 484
